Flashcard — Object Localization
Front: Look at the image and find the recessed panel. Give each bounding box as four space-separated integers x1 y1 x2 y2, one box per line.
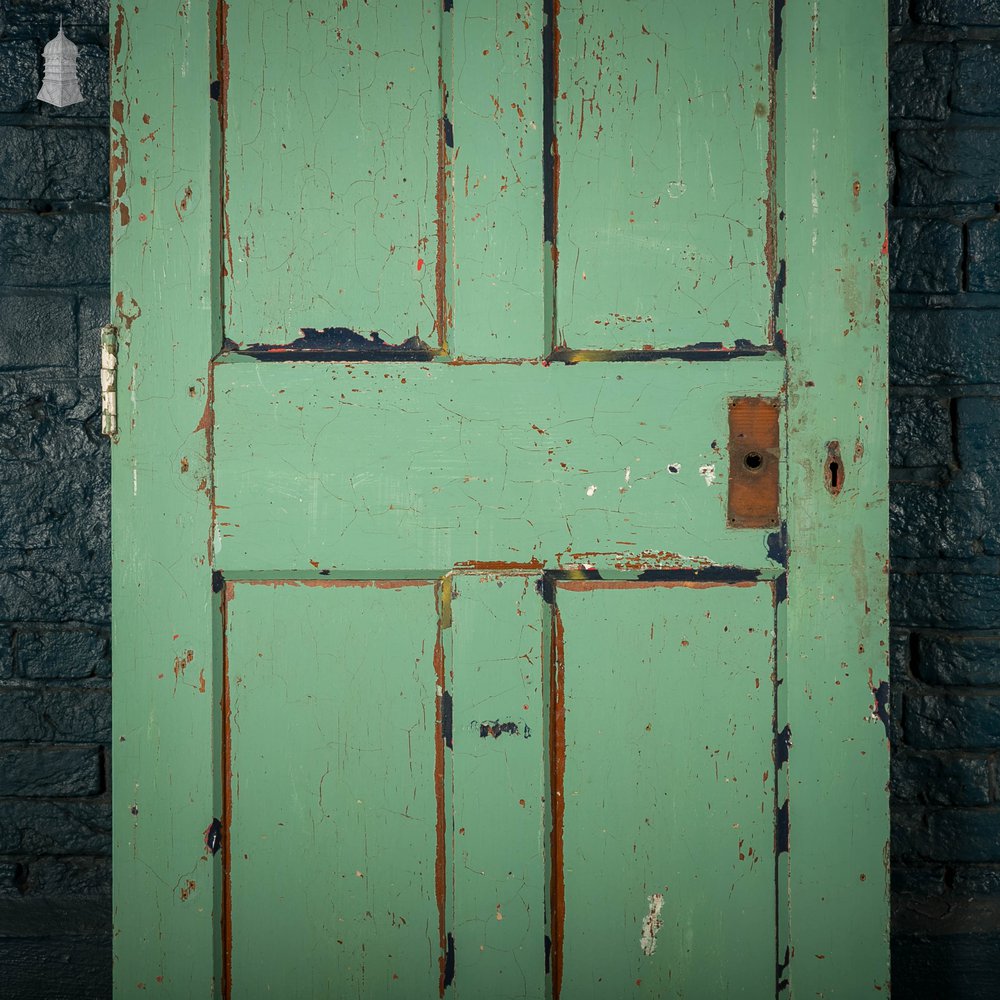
223 3 444 349
224 580 442 997
212 358 786 573
551 580 777 997
553 0 774 351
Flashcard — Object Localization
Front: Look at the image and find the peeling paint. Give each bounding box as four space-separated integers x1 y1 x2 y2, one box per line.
639 893 665 956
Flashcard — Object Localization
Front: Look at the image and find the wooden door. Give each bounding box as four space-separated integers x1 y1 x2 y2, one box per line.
110 2 889 997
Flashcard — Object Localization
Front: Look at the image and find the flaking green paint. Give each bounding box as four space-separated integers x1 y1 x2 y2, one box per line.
112 0 888 995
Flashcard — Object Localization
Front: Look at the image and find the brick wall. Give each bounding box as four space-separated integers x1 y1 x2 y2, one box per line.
1 1 998 997
0 1 111 998
890 1 1000 996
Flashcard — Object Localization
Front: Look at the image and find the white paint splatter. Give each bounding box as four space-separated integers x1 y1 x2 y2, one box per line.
625 466 631 484
640 893 665 956
699 464 717 486
586 484 597 497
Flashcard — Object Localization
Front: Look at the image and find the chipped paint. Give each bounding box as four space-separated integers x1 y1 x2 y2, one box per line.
639 893 665 956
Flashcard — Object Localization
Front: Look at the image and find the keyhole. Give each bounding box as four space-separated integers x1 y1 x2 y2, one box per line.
825 442 844 496
743 452 763 471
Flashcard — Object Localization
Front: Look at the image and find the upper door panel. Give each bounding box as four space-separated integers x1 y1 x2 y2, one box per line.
553 0 775 352
223 2 445 349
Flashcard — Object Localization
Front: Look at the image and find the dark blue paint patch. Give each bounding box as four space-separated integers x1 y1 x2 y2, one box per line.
478 720 531 739
773 573 787 604
443 115 454 148
443 933 456 989
777 945 790 993
766 523 788 565
442 691 453 749
873 680 890 737
210 79 221 101
204 818 223 856
212 570 224 593
776 799 790 855
775 724 792 769
229 327 436 360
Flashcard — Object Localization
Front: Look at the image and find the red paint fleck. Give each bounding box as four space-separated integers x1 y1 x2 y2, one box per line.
881 233 888 255
417 257 424 271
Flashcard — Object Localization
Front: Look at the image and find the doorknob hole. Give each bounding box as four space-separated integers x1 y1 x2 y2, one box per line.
743 452 764 471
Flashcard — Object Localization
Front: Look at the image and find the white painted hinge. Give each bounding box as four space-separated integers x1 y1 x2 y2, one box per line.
100 325 119 440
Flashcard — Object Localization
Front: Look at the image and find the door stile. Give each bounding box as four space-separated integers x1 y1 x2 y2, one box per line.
782 0 890 994
111 1 222 995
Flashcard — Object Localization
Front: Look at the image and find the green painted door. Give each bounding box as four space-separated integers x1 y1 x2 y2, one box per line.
110 2 889 997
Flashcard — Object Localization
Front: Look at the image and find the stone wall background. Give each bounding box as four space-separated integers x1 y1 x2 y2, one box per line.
2 0 999 996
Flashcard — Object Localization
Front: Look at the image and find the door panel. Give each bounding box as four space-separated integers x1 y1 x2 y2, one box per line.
224 2 445 347
553 580 776 997
213 358 784 571
225 580 442 997
553 0 774 351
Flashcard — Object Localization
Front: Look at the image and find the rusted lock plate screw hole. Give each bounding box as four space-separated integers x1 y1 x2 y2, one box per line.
743 452 764 472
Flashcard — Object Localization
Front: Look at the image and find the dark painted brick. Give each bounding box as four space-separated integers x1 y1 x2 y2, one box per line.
928 808 1000 862
891 479 998 560
892 751 992 805
0 41 41 113
890 219 962 294
897 130 1000 207
952 867 1000 896
968 219 1000 293
890 309 1000 386
957 396 1000 474
889 395 952 468
892 864 947 898
0 685 109 743
0 936 110 1000
0 857 110 899
16 628 108 681
0 564 110 624
76 291 109 377
0 634 12 680
914 0 1000 26
905 693 1000 750
0 800 110 855
0 377 102 463
0 212 109 288
0 746 100 796
0 127 45 201
889 0 909 24
891 572 1000 630
0 126 108 203
0 293 76 370
5 0 110 28
889 44 953 122
954 43 1000 116
917 634 1000 686
893 933 1000 998
0 458 109 554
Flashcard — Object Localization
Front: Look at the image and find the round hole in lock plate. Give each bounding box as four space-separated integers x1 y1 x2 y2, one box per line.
743 452 764 471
